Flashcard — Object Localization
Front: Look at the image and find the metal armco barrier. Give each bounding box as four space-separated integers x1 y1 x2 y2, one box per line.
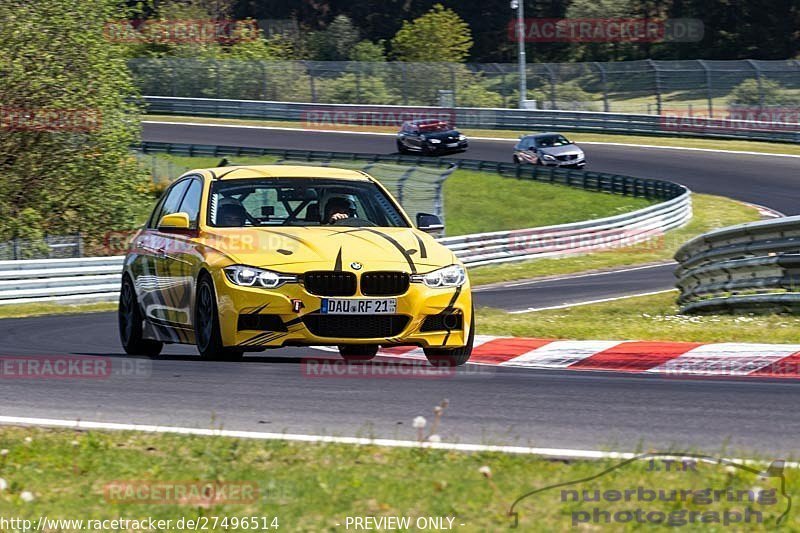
142 96 800 143
0 256 123 305
675 216 800 314
0 149 691 304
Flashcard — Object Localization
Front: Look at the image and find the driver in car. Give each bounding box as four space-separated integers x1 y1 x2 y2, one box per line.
324 196 357 224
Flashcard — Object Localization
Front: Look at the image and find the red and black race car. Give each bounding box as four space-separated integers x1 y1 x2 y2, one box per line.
396 119 469 155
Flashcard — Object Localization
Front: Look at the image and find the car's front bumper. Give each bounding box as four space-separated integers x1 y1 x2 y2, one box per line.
542 157 586 168
212 269 472 350
428 140 468 152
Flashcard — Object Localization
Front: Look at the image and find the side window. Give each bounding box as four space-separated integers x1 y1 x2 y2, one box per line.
178 179 203 228
150 180 191 229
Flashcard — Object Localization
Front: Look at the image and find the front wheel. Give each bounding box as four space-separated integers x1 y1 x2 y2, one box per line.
396 140 408 154
119 276 163 356
339 344 379 361
423 310 474 367
195 275 244 361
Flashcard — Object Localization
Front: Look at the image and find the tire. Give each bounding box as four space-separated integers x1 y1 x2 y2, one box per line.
513 155 521 164
423 309 474 367
396 140 408 154
118 275 163 356
195 274 244 361
339 344 379 361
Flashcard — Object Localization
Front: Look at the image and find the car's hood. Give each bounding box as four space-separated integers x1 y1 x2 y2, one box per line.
540 144 583 156
200 226 456 272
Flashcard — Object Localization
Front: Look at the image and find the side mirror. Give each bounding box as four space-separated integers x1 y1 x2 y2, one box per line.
158 212 191 233
416 213 444 234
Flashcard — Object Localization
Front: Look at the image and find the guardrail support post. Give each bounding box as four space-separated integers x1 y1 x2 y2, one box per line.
647 59 662 115
593 62 610 112
698 59 713 117
746 59 764 109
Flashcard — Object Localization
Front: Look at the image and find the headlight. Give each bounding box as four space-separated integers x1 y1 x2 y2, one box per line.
542 154 556 161
411 265 466 288
224 265 297 289
428 138 442 144
458 134 466 141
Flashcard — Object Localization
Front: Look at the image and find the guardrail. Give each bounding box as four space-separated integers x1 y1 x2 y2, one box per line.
675 216 800 314
143 96 800 143
0 256 123 305
0 148 690 304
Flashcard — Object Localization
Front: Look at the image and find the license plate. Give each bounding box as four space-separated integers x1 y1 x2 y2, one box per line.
321 298 397 314
446 142 459 148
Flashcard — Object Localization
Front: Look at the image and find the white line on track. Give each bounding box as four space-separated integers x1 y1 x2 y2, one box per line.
473 262 676 291
0 415 793 467
507 289 677 314
143 120 800 159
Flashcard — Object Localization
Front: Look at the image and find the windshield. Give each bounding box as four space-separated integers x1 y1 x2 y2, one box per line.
418 121 451 132
536 135 572 148
207 178 409 228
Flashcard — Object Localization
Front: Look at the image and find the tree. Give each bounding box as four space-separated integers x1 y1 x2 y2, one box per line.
0 0 152 247
391 4 473 62
350 40 386 62
728 79 797 107
308 15 361 61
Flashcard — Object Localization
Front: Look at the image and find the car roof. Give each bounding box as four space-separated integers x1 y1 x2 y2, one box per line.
408 119 452 126
189 165 372 182
523 132 563 139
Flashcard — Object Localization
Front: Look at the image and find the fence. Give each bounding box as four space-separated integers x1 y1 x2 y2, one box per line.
142 97 800 143
675 216 800 314
130 58 800 114
1 148 690 304
0 235 83 260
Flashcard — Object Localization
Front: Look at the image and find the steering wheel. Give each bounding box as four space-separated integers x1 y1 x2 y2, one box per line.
331 217 377 227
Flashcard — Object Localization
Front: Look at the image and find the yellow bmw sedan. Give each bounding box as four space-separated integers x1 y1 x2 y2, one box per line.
118 165 473 365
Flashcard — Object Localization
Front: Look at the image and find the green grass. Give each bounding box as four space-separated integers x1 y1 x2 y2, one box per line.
144 114 800 156
0 426 794 530
468 193 760 286
0 302 116 320
443 169 652 235
478 291 800 344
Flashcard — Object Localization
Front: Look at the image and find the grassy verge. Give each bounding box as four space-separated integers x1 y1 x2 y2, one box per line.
443 170 651 235
468 193 760 286
0 302 117 320
144 114 800 156
0 426 793 530
478 291 800 344
140 153 652 236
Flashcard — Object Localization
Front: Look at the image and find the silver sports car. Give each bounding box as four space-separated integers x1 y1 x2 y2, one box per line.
513 133 586 168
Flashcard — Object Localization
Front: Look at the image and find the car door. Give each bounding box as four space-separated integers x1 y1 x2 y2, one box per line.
136 179 191 328
160 176 204 332
516 137 538 164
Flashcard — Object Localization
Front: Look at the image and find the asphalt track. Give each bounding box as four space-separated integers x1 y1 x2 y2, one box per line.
1 122 798 455
2 312 799 455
